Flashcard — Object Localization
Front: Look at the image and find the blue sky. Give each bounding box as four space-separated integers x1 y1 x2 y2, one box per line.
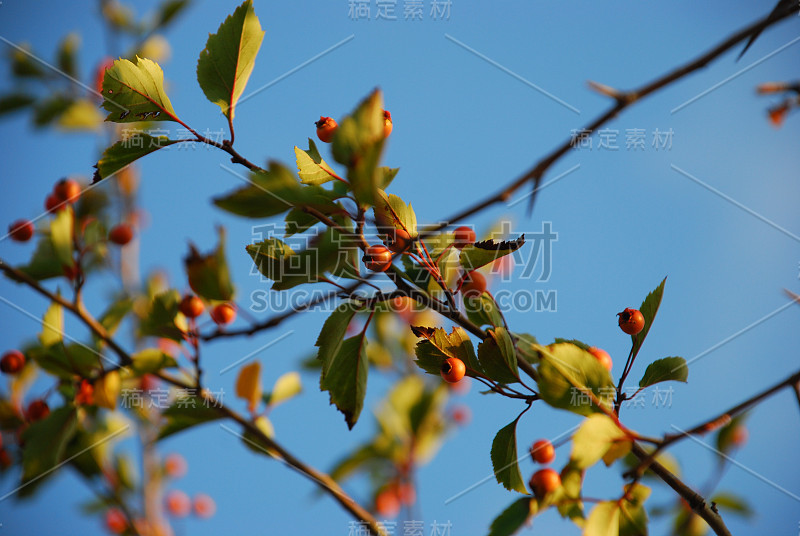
0 1 799 534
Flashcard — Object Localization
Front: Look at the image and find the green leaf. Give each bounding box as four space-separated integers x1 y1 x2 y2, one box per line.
58 99 103 131
56 33 80 80
513 333 540 364
98 297 134 337
460 236 525 271
241 416 278 457
619 483 651 536
412 326 481 377
373 189 418 236
196 0 264 121
536 343 615 416
284 207 319 236
20 407 78 488
29 343 101 379
50 206 74 269
331 90 386 206
710 492 753 517
716 413 748 455
184 227 234 301
159 395 223 439
10 44 46 78
154 0 191 28
33 94 72 127
570 414 629 470
0 93 36 116
378 167 399 189
316 303 358 377
638 356 688 388
490 414 529 494
488 498 536 536
131 348 178 376
464 292 504 328
94 134 178 182
138 290 185 341
320 335 369 429
264 371 302 406
630 277 667 357
40 300 64 347
101 56 178 123
584 501 620 536
478 327 520 384
295 139 340 185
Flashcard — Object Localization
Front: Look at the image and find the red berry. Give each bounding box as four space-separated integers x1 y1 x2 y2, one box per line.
179 295 204 319
529 468 561 497
315 116 337 143
45 193 61 213
0 350 26 374
193 493 216 518
54 178 81 204
0 448 11 469
75 379 94 405
385 228 412 253
8 220 34 242
164 453 188 478
452 226 476 249
105 508 127 534
396 482 415 505
383 110 393 138
530 439 555 464
461 271 487 299
451 404 472 425
617 308 645 335
108 223 134 246
210 303 236 325
363 245 393 272
375 488 400 518
26 400 50 422
588 347 613 371
166 489 191 517
440 357 466 383
62 263 79 281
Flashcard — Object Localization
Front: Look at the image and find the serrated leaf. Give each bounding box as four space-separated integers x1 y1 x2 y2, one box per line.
537 343 615 416
490 414 529 494
460 236 525 271
138 290 184 341
478 327 520 384
235 361 262 413
94 134 177 182
584 501 620 536
130 348 177 376
40 301 64 347
320 335 368 429
184 227 234 301
101 56 178 123
638 356 688 388
20 407 78 487
316 304 358 378
630 277 666 357
374 189 418 236
488 498 536 536
295 139 340 185
464 292 504 328
50 206 74 269
159 395 223 439
570 414 629 470
196 0 264 121
265 371 302 406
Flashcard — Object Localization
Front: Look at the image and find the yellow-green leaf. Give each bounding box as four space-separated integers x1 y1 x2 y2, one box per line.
95 371 121 410
101 56 178 123
265 371 302 406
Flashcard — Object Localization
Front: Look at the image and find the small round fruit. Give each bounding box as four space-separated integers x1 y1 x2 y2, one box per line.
75 379 94 405
164 452 188 478
0 350 25 374
210 303 236 325
731 425 748 447
383 110 393 138
8 220 34 242
179 295 204 319
529 468 561 497
26 400 50 422
452 226 476 249
461 271 487 299
193 493 216 518
45 193 61 213
105 508 128 534
363 245 393 272
375 488 400 518
385 229 412 253
530 439 555 464
588 347 613 371
165 489 191 517
54 178 81 204
315 116 337 143
450 404 472 425
440 357 466 383
617 308 645 335
108 223 134 246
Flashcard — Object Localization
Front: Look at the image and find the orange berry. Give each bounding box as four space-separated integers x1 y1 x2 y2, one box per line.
383 110 393 138
45 193 61 213
108 223 134 246
164 453 188 478
179 295 204 319
529 468 561 497
26 400 50 422
75 379 94 405
731 425 748 447
363 245 393 272
315 116 338 143
617 308 645 335
210 303 236 325
588 347 613 371
193 493 216 518
8 220 34 242
461 271 487 299
385 228 412 253
451 404 472 425
105 508 127 534
440 357 466 383
165 489 191 517
375 488 400 518
54 178 81 204
452 226 476 249
0 350 26 374
530 439 555 464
